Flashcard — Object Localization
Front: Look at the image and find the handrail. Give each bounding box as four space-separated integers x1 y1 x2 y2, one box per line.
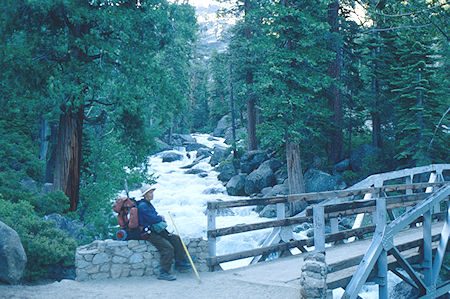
349 164 450 189
207 182 446 210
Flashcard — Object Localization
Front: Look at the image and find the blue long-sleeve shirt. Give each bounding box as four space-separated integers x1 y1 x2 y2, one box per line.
138 200 163 227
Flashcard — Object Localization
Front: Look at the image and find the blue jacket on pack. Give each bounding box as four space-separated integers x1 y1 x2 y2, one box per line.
138 200 163 227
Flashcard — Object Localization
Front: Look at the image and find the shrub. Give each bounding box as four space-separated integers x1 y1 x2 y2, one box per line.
0 199 77 281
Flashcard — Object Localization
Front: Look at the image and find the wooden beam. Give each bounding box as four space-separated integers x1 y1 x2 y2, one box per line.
207 238 314 266
207 216 311 238
207 182 447 210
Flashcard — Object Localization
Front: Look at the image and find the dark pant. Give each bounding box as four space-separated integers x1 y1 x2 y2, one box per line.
148 230 186 272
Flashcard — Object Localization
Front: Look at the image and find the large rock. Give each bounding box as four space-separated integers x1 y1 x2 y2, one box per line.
154 138 172 153
240 150 269 174
217 163 236 182
160 151 184 163
263 180 290 197
20 178 37 193
245 161 276 195
183 142 209 152
333 159 350 174
166 134 195 146
226 174 247 196
304 169 345 193
209 145 227 167
43 213 86 242
350 144 379 172
0 221 27 284
196 148 212 159
213 115 231 137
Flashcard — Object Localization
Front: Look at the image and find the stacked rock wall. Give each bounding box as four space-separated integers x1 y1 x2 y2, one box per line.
299 252 328 299
75 238 208 281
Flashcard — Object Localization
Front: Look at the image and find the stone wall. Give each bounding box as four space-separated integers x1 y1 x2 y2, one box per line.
75 238 208 281
299 252 328 299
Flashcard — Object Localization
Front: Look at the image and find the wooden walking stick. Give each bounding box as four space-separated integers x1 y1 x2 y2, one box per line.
168 212 202 283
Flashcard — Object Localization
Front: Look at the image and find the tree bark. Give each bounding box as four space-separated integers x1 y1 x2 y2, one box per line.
371 29 383 149
327 1 344 163
245 0 257 151
53 107 84 212
286 140 306 215
38 119 50 161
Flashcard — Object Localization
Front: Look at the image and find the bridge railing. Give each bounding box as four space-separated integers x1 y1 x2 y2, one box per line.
206 181 447 270
341 184 450 299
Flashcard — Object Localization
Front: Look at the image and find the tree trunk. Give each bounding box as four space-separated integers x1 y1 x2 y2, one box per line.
53 107 84 212
38 119 50 161
371 29 383 149
286 140 306 215
327 1 344 164
229 64 236 144
45 122 59 183
245 0 257 151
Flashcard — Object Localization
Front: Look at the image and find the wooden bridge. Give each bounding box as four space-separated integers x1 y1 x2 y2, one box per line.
206 164 450 298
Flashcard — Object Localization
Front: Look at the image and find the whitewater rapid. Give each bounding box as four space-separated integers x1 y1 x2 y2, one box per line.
126 133 271 269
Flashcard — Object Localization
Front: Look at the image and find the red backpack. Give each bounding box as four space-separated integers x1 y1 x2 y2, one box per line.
113 197 141 240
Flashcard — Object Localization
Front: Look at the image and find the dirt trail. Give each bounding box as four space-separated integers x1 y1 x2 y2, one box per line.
0 262 301 299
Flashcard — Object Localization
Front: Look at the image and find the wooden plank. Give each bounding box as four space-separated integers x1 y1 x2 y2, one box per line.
207 216 312 238
314 205 325 252
207 238 314 266
207 182 447 210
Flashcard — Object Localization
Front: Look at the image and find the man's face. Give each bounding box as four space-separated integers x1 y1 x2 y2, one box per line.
144 191 154 201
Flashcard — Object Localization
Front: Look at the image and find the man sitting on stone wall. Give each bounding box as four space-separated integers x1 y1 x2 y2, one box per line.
138 185 190 281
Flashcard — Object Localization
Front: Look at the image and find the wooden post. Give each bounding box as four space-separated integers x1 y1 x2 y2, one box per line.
207 205 216 271
330 218 338 234
376 197 388 299
423 207 432 287
314 205 325 253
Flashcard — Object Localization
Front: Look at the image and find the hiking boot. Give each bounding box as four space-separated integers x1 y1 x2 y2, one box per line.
175 261 191 271
158 270 176 281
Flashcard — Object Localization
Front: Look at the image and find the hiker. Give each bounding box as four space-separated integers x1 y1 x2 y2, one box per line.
138 185 190 281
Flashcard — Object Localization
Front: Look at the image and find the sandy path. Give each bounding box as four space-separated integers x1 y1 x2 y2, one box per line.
0 270 299 299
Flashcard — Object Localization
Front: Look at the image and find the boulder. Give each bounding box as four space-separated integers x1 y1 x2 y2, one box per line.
304 169 346 193
173 134 195 144
20 178 37 193
244 161 276 195
391 281 419 298
184 169 207 176
43 213 86 242
160 151 184 163
240 150 268 174
213 115 231 137
224 127 245 145
226 174 247 196
333 159 350 174
41 183 53 194
196 148 212 158
217 164 236 182
350 144 379 172
0 221 27 284
154 138 172 153
202 187 226 195
209 145 227 166
264 180 290 197
183 142 209 152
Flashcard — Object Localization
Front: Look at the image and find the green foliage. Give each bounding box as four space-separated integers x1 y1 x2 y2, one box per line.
28 191 70 217
0 199 77 281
